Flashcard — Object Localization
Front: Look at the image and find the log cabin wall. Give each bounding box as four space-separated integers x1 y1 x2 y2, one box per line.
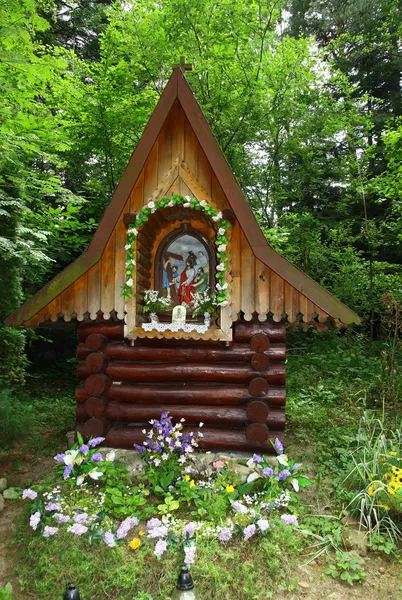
75 318 286 452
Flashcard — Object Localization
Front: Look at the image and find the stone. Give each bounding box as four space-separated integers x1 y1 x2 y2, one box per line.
0 494 4 512
3 488 19 500
342 519 368 556
0 478 7 493
66 430 76 449
298 581 310 589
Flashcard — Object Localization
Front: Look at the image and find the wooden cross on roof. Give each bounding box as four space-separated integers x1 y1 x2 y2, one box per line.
173 56 193 73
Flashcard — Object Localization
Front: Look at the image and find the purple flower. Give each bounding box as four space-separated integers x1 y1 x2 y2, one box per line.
68 523 88 536
22 488 37 500
116 517 138 540
154 539 167 558
79 444 89 455
182 522 197 539
243 524 256 540
147 518 162 529
63 464 73 479
54 453 65 463
278 469 291 481
148 525 168 539
281 514 298 526
262 467 273 478
45 502 61 512
231 501 248 514
252 454 263 464
73 513 88 524
292 463 302 471
53 513 70 524
29 512 41 530
104 531 115 547
91 452 103 462
257 519 270 532
218 527 233 542
184 543 196 565
274 438 284 454
43 526 58 538
88 437 105 448
134 444 146 453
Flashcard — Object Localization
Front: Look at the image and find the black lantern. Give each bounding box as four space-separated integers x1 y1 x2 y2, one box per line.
63 584 80 600
171 566 200 599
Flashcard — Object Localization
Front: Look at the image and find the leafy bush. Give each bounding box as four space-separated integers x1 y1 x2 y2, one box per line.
0 583 14 600
0 389 36 450
325 551 366 586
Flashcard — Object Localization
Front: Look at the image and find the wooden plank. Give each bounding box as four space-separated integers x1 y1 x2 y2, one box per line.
47 294 62 322
130 170 144 214
314 304 329 323
100 233 115 320
197 145 212 198
143 141 158 206
157 117 173 185
240 231 255 321
74 272 88 321
230 222 241 319
114 217 126 320
171 100 185 160
211 172 230 210
284 282 299 323
87 262 101 320
61 283 75 322
270 271 284 322
255 259 270 322
184 116 198 177
299 294 314 323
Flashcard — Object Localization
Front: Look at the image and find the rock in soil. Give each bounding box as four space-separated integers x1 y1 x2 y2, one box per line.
0 495 4 512
0 479 7 493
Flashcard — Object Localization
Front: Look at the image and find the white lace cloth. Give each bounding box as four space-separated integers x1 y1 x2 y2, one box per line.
141 321 210 334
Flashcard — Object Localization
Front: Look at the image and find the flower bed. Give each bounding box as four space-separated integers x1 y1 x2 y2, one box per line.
21 414 310 566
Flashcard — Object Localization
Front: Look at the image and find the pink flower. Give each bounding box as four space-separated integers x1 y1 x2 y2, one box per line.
213 461 225 469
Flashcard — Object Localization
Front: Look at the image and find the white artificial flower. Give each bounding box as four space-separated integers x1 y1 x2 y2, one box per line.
200 200 207 208
277 454 289 466
218 227 225 235
199 422 204 427
124 244 131 250
219 300 229 307
142 429 147 434
126 278 134 287
216 282 228 291
162 453 169 461
132 228 138 236
168 200 174 207
183 202 190 208
216 264 225 272
88 469 103 480
246 457 255 469
217 244 227 253
212 211 223 222
290 478 299 492
184 195 192 201
131 259 136 265
147 200 155 209
154 459 161 467
76 474 85 486
247 472 262 483
257 519 270 532
105 450 115 462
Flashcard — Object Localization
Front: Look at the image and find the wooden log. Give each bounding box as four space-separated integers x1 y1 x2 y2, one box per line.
246 423 269 447
250 333 270 352
77 342 286 363
85 352 110 374
84 373 112 396
105 363 286 385
105 426 283 451
76 403 286 428
136 251 152 271
78 321 124 342
246 400 269 423
75 385 88 403
251 352 270 371
85 333 108 352
234 321 286 343
249 377 268 398
106 383 286 406
85 396 109 417
83 417 110 439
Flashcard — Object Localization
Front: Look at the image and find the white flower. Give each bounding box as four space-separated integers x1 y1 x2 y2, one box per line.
199 422 204 427
217 244 227 253
168 200 174 207
200 199 207 208
257 519 270 532
124 244 131 250
290 478 299 492
212 211 223 222
184 195 192 201
277 454 289 466
246 457 255 469
218 227 225 235
131 259 136 265
88 469 103 480
76 474 85 486
216 282 228 291
132 228 138 236
247 472 262 483
126 278 134 287
183 202 190 208
142 429 147 434
219 300 229 307
105 450 115 462
147 200 155 209
216 264 225 272
154 459 161 467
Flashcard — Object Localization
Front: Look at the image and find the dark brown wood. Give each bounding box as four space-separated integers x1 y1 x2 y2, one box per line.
75 385 88 403
78 321 124 342
105 362 285 385
84 373 112 396
222 208 236 226
105 425 284 451
136 250 152 271
250 333 270 352
123 212 136 227
77 342 285 363
251 352 270 371
85 333 108 351
234 321 286 343
85 352 110 374
246 400 269 423
249 377 268 398
266 387 286 407
83 417 110 439
85 396 109 417
246 423 269 446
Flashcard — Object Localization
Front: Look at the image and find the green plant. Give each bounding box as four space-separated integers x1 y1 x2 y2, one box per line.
156 494 180 515
142 290 172 315
325 551 366 585
0 584 14 600
369 533 398 555
192 289 218 318
0 389 36 450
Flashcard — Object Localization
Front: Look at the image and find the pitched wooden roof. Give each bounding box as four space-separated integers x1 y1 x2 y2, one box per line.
5 67 360 327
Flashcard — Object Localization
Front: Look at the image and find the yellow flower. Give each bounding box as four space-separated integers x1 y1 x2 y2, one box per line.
184 475 190 482
392 466 401 475
226 485 235 493
380 457 386 463
138 530 145 537
129 537 141 550
368 486 375 497
384 473 393 482
189 480 195 488
388 451 397 456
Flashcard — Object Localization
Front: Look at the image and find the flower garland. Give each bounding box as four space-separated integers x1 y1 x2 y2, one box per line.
121 194 230 307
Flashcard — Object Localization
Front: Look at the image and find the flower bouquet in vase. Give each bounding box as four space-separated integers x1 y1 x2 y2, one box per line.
192 290 218 327
143 290 172 323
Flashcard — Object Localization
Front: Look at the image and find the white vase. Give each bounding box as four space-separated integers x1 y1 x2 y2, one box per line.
204 312 211 327
150 312 159 324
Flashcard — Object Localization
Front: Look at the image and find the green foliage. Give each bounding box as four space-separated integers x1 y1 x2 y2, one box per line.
0 389 37 450
0 583 14 600
325 551 366 586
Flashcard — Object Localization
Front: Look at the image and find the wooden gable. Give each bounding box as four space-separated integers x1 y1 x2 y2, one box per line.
5 68 360 332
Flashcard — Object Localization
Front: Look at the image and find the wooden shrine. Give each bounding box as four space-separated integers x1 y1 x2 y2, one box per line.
5 62 360 452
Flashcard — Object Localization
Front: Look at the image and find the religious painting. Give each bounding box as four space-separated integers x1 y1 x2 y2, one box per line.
160 233 211 306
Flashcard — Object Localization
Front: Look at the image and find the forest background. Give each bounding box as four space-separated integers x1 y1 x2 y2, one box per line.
1 0 402 384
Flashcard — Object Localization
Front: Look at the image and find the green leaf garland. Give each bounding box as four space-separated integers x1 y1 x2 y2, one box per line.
121 194 230 310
